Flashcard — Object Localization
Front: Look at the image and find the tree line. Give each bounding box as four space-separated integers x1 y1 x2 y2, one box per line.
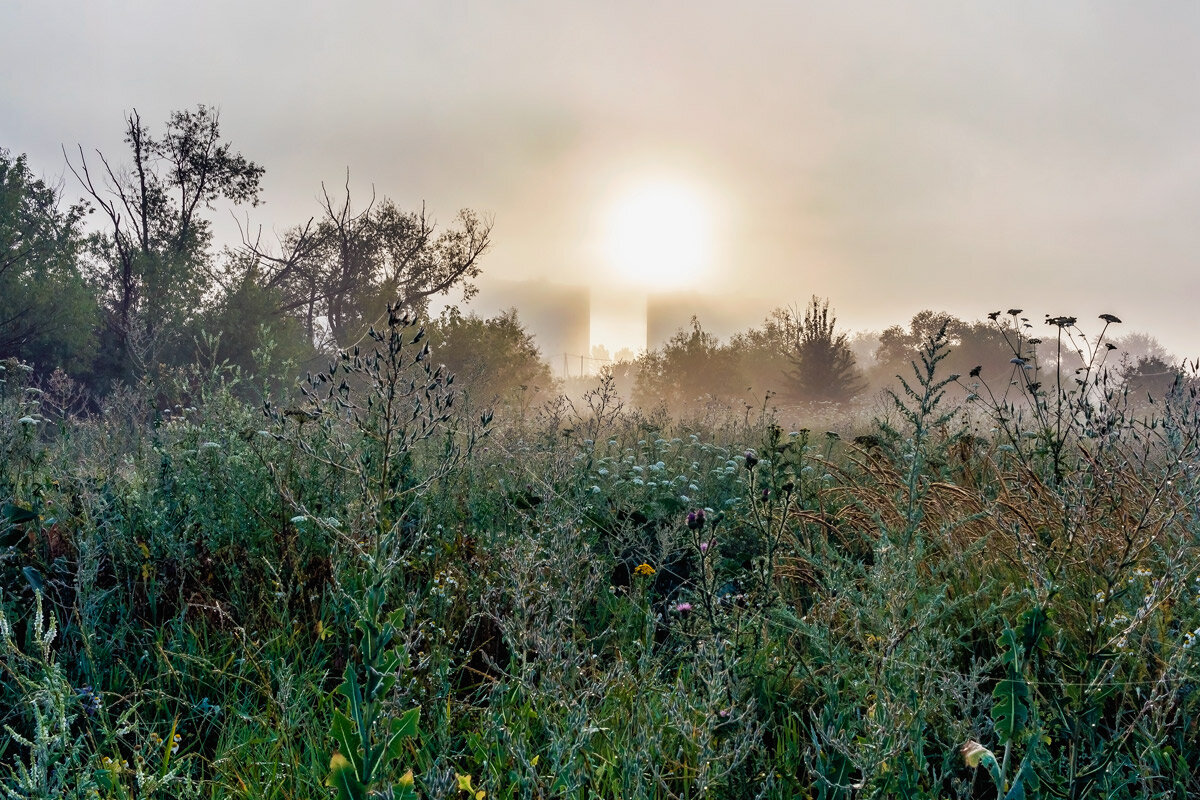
1 105 494 400
617 303 1184 416
1 105 1183 415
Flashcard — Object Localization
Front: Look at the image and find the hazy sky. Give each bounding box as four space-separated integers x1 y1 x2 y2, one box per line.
3 2 1199 354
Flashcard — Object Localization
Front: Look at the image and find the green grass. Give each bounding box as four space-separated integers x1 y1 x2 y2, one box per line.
2 321 1199 799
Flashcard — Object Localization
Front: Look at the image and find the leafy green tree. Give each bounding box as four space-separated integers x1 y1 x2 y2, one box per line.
68 105 264 379
875 310 965 372
872 310 1015 394
1121 354 1184 404
786 296 864 404
1113 331 1170 365
199 252 322 396
426 306 552 413
727 307 800 400
632 317 744 412
0 148 98 373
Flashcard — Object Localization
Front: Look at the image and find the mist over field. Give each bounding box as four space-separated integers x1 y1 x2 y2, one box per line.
3 4 1200 798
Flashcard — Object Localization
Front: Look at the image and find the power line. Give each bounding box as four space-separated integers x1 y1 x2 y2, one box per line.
548 352 629 379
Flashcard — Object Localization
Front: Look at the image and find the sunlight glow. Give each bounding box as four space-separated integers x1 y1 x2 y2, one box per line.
603 179 713 290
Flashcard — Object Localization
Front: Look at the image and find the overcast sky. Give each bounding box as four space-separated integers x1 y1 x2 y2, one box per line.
3 1 1199 354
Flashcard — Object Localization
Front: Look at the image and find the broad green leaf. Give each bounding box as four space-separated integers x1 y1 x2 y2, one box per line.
328 751 366 800
395 706 420 739
1004 752 1040 800
1 502 37 524
393 769 418 800
962 741 1004 792
1019 606 1050 656
0 526 23 548
23 566 43 593
992 678 1029 745
331 709 364 778
998 628 1022 669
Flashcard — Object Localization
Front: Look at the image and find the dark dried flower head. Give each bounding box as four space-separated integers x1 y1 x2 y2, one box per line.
1099 313 1122 324
969 365 982 377
743 450 758 470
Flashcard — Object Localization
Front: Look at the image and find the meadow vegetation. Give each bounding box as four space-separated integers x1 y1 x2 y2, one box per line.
3 108 1199 797
2 305 1199 799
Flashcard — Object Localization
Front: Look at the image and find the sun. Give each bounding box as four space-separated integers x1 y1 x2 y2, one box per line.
603 179 713 290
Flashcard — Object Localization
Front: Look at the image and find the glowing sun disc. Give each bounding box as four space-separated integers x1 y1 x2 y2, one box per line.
604 180 713 289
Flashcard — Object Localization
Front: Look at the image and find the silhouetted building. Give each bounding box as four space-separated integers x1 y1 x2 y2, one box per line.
469 279 590 378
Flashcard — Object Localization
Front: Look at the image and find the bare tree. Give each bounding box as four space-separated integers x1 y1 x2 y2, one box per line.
238 175 490 346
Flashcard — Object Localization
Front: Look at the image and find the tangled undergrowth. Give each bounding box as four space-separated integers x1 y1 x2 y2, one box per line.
2 312 1198 799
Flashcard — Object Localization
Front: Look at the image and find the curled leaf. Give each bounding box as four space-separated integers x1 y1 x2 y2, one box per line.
961 740 994 768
